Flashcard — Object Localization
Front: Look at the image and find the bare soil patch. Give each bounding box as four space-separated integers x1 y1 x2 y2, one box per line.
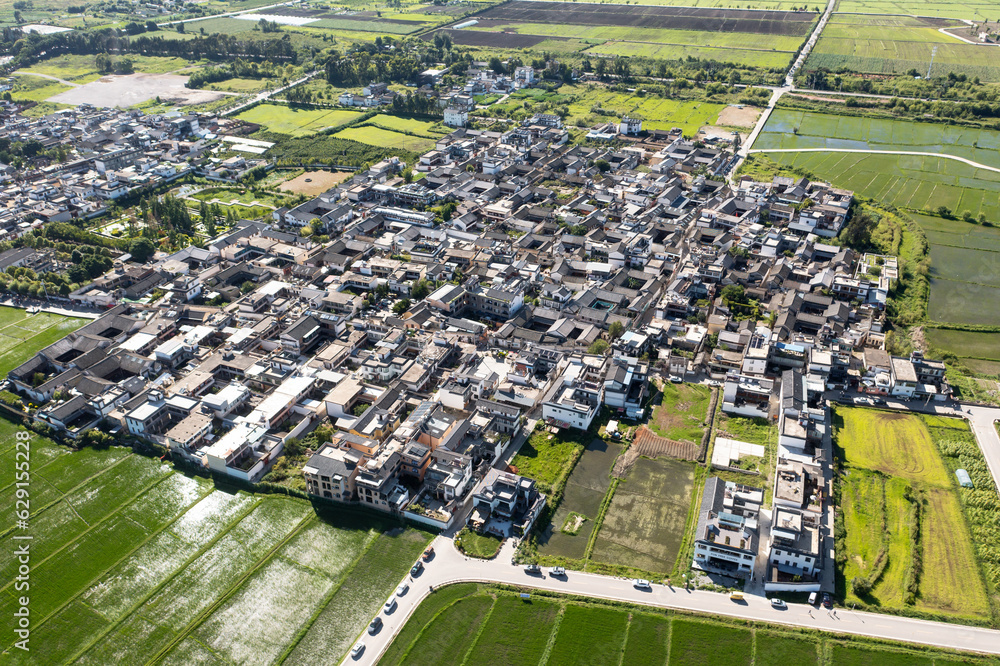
716 105 761 128
47 73 230 108
279 170 353 196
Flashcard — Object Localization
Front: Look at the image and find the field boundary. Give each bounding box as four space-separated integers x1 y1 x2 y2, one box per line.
750 147 1000 174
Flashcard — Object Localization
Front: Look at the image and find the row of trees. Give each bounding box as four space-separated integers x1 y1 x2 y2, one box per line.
186 58 289 88
325 52 424 87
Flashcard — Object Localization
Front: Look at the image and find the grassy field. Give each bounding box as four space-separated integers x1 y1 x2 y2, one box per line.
832 407 993 620
236 103 363 137
387 587 999 665
487 84 727 137
590 457 695 574
18 54 195 83
807 15 1000 81
0 427 431 665
510 424 589 495
757 150 1000 224
584 42 794 69
536 437 621 560
361 115 450 137
926 329 1000 363
0 308 87 378
650 382 712 443
902 212 1000 330
331 125 437 154
833 0 995 21
757 110 1000 170
455 529 504 559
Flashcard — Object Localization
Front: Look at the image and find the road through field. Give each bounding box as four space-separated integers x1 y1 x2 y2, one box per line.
353 534 1000 666
748 147 1000 174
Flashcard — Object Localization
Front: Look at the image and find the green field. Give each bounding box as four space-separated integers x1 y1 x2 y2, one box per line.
0 427 431 664
510 424 589 495
756 150 1000 224
487 84 727 137
832 407 992 620
926 329 1000 362
0 308 87 378
464 22 802 68
332 125 437 153
902 212 1000 329
536 437 621 560
807 15 1000 81
236 103 363 137
833 0 994 21
650 382 712 442
387 587 998 665
756 110 1000 170
18 54 196 83
590 457 695 574
361 115 450 137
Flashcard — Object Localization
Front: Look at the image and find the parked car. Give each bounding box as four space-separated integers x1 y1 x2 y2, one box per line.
368 616 383 634
351 643 365 659
524 564 542 575
808 591 818 605
396 583 409 597
770 598 787 609
633 579 652 590
669 375 683 384
549 566 566 577
422 546 435 561
729 591 745 602
822 593 833 609
384 598 397 613
410 561 423 576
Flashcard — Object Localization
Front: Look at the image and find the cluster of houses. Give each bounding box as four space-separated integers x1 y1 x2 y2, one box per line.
2 91 954 548
0 103 273 239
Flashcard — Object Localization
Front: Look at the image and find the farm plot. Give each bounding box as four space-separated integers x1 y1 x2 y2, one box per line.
0 309 87 378
464 595 559 664
278 169 353 195
590 457 695 574
925 329 1000 363
756 110 1000 170
332 125 437 154
832 407 992 620
0 429 431 666
389 587 996 665
759 151 1000 224
452 1 814 68
236 103 363 137
649 381 712 443
806 15 1000 81
834 0 994 22
536 437 621 560
510 424 589 495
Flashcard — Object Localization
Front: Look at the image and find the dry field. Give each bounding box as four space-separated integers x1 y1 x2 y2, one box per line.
279 170 353 196
48 73 230 108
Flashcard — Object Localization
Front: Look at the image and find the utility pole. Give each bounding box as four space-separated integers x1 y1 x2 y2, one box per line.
926 46 938 80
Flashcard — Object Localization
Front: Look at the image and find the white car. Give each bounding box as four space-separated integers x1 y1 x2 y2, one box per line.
351 643 365 659
633 579 652 590
549 566 566 577
384 598 397 613
770 598 787 609
396 582 409 597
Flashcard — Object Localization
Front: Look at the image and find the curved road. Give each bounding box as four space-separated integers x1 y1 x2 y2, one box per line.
749 147 1000 174
351 534 1000 666
13 71 80 87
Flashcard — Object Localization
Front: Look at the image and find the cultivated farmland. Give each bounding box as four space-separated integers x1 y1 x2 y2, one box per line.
430 1 815 69
0 308 87 378
834 0 994 22
387 587 998 665
590 456 695 574
236 103 363 137
536 437 621 560
758 151 1000 224
832 407 993 621
806 14 1000 82
0 429 431 665
756 110 1000 171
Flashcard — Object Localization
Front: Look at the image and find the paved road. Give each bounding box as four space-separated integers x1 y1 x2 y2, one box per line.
750 148 1000 174
222 69 321 117
13 71 80 87
350 534 1000 666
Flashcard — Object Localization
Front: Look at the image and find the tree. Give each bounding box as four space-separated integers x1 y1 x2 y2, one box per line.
936 205 952 218
962 209 974 222
71 249 83 264
608 320 624 339
411 279 431 300
587 339 609 355
721 284 746 306
128 238 155 263
393 299 411 315
595 159 611 173
240 281 256 294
